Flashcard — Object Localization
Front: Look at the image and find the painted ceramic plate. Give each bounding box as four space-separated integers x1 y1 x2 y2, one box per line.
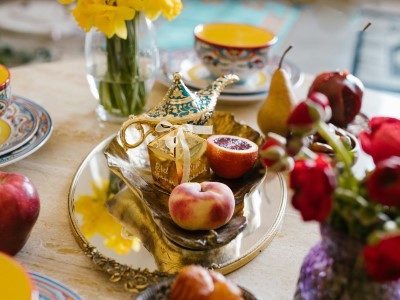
29 272 82 300
158 48 303 103
0 96 53 167
0 97 40 156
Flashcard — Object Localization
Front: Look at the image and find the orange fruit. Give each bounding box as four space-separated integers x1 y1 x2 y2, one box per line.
0 252 38 300
207 135 258 179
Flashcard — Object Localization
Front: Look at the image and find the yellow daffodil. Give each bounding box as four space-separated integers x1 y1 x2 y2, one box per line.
75 180 140 255
59 0 182 39
144 0 182 21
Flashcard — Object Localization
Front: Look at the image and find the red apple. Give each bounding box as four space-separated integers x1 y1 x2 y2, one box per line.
308 71 364 128
169 181 235 231
0 172 40 255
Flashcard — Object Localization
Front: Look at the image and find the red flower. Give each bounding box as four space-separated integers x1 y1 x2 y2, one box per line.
260 134 294 172
289 155 336 222
367 156 400 206
308 92 332 122
287 92 331 135
363 235 400 282
358 117 400 164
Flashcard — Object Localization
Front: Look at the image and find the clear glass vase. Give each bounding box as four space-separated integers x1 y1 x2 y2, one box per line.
85 12 159 123
295 224 400 300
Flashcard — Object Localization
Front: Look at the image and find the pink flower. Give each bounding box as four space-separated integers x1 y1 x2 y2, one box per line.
367 156 400 206
358 117 400 164
290 155 336 222
260 134 294 172
287 92 331 135
363 235 400 282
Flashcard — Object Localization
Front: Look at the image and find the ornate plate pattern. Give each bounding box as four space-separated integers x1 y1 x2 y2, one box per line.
0 96 53 167
0 97 40 156
29 272 82 300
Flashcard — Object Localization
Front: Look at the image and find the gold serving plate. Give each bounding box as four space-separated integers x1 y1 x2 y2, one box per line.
105 111 265 250
68 112 287 292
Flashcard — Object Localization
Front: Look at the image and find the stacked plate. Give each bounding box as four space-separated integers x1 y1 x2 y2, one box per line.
30 272 82 300
0 95 53 167
158 48 303 104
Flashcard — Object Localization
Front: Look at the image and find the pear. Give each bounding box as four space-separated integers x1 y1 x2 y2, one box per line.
257 46 297 137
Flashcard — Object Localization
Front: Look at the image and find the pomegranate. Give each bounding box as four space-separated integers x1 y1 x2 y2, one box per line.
308 71 364 128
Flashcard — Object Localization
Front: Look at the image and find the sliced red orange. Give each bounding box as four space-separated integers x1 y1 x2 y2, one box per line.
207 135 258 179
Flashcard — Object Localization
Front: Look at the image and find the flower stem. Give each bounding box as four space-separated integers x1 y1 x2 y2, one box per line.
99 14 148 118
317 122 352 175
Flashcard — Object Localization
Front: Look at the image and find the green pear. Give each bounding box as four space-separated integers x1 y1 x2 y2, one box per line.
257 46 297 137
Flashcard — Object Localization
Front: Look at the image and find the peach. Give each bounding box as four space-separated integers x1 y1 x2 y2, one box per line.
207 135 259 179
169 182 235 231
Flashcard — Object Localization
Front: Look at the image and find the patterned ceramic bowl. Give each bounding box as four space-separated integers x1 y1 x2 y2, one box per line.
194 23 277 80
0 64 11 117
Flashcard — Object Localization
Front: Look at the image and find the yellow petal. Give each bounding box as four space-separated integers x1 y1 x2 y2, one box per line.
117 0 144 11
114 19 128 39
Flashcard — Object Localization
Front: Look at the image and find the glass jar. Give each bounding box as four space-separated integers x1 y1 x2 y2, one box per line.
85 12 159 123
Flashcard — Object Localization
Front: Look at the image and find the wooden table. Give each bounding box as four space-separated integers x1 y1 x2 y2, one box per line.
5 59 400 299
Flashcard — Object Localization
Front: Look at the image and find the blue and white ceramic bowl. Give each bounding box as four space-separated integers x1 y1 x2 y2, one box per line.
194 23 277 81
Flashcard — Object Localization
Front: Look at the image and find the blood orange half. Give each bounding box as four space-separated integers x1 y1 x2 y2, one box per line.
207 135 259 179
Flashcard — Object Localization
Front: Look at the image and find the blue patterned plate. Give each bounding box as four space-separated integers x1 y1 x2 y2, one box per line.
0 97 40 156
0 95 53 167
29 272 82 300
158 48 303 103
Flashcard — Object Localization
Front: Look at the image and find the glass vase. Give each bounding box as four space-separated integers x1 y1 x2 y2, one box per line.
295 224 400 300
85 12 159 123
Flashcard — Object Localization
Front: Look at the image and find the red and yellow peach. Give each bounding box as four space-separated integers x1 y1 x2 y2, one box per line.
169 181 235 231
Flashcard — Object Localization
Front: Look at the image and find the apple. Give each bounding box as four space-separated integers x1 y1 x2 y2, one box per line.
308 71 364 128
169 181 235 231
0 172 40 255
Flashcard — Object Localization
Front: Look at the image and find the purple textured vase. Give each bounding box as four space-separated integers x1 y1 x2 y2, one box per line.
294 224 400 300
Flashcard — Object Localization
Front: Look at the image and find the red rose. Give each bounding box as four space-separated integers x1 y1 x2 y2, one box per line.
367 156 400 206
363 235 400 282
358 117 400 164
289 155 336 222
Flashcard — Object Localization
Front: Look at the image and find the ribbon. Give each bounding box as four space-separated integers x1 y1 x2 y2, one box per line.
155 120 213 183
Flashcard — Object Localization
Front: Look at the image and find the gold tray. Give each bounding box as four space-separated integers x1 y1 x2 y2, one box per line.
105 111 266 250
68 112 287 292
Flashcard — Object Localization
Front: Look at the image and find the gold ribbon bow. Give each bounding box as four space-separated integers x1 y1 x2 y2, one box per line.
155 120 213 183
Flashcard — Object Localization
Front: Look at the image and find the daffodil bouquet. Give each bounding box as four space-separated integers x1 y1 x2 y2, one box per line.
60 0 182 119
